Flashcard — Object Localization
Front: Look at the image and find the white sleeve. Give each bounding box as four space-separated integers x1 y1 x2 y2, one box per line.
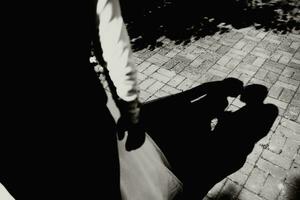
96 0 138 102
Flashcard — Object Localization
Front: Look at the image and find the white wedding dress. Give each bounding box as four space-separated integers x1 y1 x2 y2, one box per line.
0 184 14 200
118 134 182 200
106 92 182 200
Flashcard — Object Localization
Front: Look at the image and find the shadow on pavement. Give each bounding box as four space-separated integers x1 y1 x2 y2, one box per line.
282 170 300 200
120 0 300 50
141 78 279 199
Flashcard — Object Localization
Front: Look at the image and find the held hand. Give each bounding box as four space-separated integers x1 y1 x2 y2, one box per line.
116 99 145 151
117 116 145 151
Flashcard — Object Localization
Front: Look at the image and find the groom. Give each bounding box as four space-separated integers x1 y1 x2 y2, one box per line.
1 0 144 199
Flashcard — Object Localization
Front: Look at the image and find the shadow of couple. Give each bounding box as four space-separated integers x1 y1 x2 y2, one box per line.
140 77 279 199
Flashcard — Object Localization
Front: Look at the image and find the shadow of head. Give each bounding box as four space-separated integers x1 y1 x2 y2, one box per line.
240 84 268 105
221 78 244 98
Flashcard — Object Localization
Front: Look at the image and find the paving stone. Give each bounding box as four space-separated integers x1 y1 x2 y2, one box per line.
256 158 286 180
265 71 280 84
197 73 215 85
290 41 300 50
294 154 300 165
139 78 156 90
279 55 292 65
270 52 282 62
207 68 228 78
253 57 266 67
132 55 144 65
167 74 185 87
262 61 285 74
161 85 181 95
281 138 300 159
208 43 222 51
275 76 298 91
139 90 152 102
260 175 283 200
137 50 156 60
151 72 171 83
276 125 300 142
251 68 267 81
212 64 232 74
234 40 247 50
137 72 147 82
217 55 231 66
157 68 176 78
137 61 152 72
143 64 159 75
218 179 242 199
243 54 257 65
238 188 263 200
157 47 172 56
147 53 170 66
190 57 205 67
290 93 300 106
288 61 300 69
172 63 187 73
146 81 165 93
280 118 300 135
276 49 294 58
177 78 194 91
239 73 252 85
162 58 180 70
154 90 169 98
165 49 180 58
268 133 286 154
266 43 278 52
226 58 241 69
228 171 248 185
247 144 264 165
264 97 288 109
173 55 192 66
279 88 295 103
282 67 300 78
284 105 300 121
180 69 203 81
216 45 231 55
269 82 283 99
262 149 293 170
240 162 255 176
249 78 272 89
271 116 282 132
245 167 268 194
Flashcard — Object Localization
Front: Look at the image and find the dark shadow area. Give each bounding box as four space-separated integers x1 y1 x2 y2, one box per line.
283 174 300 200
215 183 240 200
288 175 300 200
140 79 279 199
120 0 300 50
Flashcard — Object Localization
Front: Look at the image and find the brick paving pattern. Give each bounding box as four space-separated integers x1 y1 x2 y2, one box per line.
132 28 300 200
101 1 300 199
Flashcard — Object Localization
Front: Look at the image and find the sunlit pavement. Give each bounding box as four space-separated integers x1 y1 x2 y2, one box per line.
104 1 300 199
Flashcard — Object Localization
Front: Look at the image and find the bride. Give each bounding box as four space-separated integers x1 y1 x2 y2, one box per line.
106 91 182 200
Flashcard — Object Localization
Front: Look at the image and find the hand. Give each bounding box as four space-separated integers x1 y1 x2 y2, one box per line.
116 99 145 151
117 116 145 151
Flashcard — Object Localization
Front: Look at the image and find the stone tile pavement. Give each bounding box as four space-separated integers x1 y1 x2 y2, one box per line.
97 3 300 200
128 25 300 200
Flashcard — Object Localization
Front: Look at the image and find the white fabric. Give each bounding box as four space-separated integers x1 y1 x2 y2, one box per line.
0 184 14 200
118 134 182 200
96 0 138 102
